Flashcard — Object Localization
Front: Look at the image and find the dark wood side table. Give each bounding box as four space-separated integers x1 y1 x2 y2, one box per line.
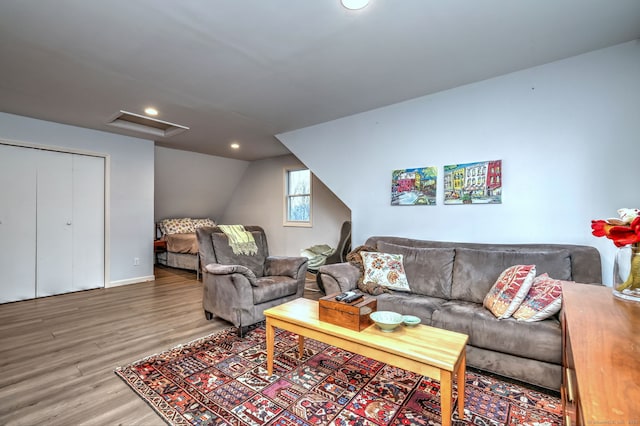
562 283 640 424
154 239 167 265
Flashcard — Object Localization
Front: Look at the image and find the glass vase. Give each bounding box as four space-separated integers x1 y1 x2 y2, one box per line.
613 244 640 302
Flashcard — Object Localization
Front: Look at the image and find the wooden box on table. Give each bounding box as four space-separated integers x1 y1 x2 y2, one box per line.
318 293 377 331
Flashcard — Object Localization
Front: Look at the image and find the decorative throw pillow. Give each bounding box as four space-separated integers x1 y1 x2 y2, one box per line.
483 264 536 319
191 218 216 229
361 251 411 292
512 273 564 322
346 245 391 295
162 218 196 234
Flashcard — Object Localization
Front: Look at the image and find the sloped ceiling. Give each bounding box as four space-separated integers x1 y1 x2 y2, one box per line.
0 0 639 160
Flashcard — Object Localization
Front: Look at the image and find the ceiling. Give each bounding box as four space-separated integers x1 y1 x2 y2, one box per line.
1 1 639 161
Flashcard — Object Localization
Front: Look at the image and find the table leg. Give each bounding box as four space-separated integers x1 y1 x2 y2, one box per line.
457 350 466 419
441 370 452 426
298 335 305 359
266 318 275 376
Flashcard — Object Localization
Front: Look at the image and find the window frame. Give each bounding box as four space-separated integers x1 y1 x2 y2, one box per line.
283 167 312 227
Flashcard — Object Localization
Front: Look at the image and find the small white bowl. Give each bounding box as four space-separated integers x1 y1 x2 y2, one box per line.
402 315 421 327
370 311 403 332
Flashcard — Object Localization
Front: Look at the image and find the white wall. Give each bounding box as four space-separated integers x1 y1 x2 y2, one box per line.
278 41 640 285
0 112 155 285
154 146 249 222
221 154 351 257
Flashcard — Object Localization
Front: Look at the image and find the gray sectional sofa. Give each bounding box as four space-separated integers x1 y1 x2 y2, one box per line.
317 236 603 390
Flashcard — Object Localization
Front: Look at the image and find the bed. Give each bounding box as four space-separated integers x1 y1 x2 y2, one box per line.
156 218 215 276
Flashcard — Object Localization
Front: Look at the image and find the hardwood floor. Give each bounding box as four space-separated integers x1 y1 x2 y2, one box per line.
0 267 321 425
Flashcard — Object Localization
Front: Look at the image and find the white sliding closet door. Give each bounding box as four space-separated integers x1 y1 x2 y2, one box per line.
36 150 74 297
0 145 37 303
0 144 105 303
72 154 104 290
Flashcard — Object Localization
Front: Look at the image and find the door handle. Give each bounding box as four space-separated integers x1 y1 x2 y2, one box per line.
66 221 72 226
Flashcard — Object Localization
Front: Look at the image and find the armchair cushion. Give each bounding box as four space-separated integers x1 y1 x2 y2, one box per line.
265 256 308 278
205 264 257 286
211 231 267 277
253 276 300 304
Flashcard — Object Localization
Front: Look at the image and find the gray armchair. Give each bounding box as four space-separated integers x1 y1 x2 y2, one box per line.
196 226 308 335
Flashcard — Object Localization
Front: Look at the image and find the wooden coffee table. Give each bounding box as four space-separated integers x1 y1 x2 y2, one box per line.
264 298 468 426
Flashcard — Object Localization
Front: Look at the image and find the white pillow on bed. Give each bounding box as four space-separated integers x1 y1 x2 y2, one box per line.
162 218 195 234
192 218 216 229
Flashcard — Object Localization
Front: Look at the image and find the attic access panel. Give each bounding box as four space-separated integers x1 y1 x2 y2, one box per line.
107 110 189 137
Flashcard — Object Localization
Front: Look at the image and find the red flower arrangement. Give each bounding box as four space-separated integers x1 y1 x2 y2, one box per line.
591 208 640 293
591 216 640 247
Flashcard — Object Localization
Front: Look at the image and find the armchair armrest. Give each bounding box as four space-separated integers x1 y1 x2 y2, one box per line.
205 263 257 286
317 262 360 295
264 256 308 279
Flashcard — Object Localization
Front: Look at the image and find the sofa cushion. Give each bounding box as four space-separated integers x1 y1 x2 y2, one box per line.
451 248 572 304
470 311 562 365
374 292 447 325
431 300 562 365
483 264 536 319
361 252 411 291
512 274 564 322
378 241 454 299
211 231 266 277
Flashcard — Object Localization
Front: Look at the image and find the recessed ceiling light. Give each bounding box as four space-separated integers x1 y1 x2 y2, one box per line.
230 143 240 149
341 0 369 10
144 107 158 116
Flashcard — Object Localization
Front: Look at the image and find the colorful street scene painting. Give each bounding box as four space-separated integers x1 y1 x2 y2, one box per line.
391 166 437 206
444 160 502 204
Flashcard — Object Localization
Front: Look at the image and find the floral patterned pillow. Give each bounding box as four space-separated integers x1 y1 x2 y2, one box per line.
483 264 536 319
361 252 411 292
161 218 195 234
191 218 216 229
512 273 564 322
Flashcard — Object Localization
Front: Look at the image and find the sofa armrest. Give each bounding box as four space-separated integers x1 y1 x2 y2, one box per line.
317 262 360 295
265 256 308 279
205 263 257 286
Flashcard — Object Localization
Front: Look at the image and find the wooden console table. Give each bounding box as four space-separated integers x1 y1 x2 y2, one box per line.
562 284 640 424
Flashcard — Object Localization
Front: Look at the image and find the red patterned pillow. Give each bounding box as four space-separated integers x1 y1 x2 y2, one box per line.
483 264 536 319
512 273 564 322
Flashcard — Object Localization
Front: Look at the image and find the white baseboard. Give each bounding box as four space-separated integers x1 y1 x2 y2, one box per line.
108 275 155 287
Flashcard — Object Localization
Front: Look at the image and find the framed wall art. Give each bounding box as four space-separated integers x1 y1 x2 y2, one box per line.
391 167 437 206
443 160 502 205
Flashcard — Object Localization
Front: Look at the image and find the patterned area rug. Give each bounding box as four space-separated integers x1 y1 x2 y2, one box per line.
115 325 562 425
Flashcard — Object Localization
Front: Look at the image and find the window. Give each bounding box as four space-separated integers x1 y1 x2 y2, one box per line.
284 168 311 227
